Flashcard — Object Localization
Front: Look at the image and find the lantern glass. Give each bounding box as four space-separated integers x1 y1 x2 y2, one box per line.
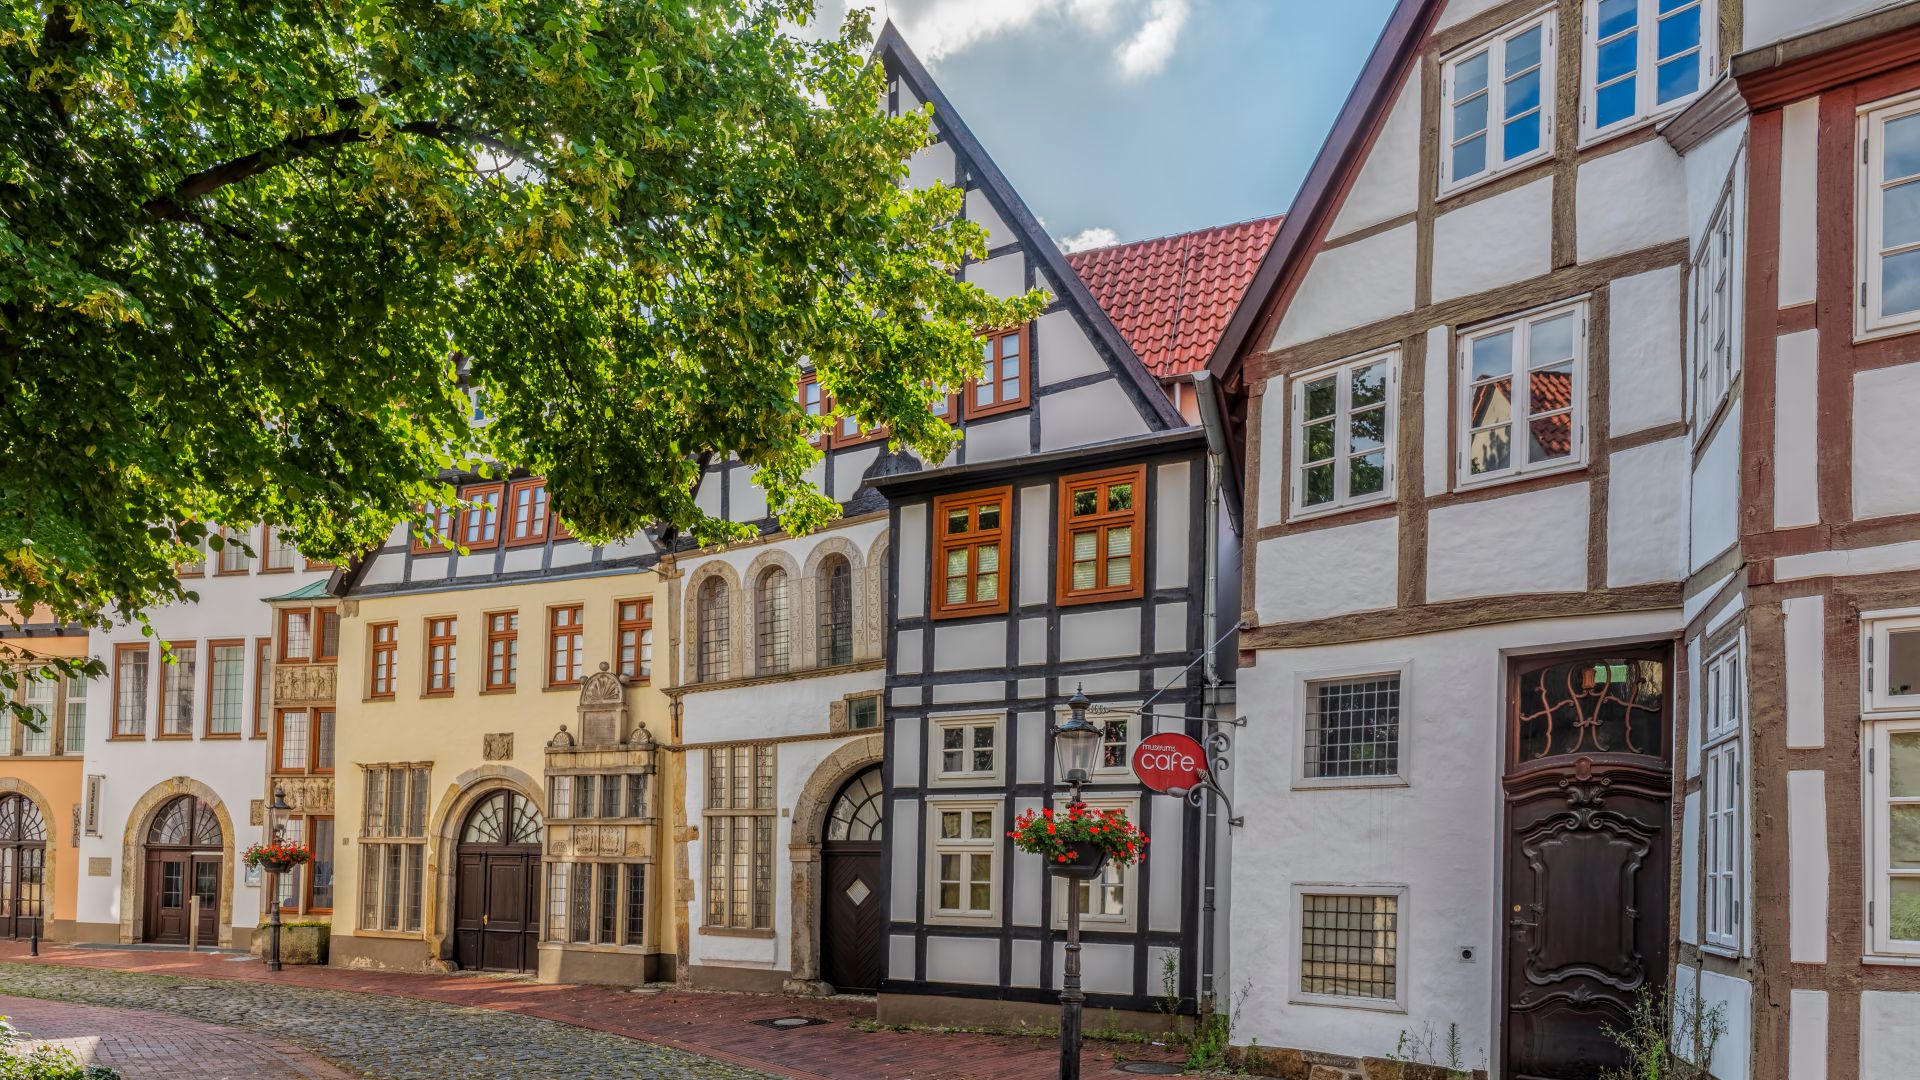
1054 717 1102 784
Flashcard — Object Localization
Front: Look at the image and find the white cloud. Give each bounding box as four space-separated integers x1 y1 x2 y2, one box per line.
1057 226 1120 253
832 0 1186 78
1116 0 1190 79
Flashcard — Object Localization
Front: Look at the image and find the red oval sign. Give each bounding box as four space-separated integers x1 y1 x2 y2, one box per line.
1131 733 1209 794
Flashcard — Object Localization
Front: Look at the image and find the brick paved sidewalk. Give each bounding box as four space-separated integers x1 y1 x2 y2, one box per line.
0 994 353 1079
0 941 1179 1079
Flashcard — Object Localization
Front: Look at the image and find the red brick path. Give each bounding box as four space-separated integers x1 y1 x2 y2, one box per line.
0 942 1177 1079
0 993 353 1079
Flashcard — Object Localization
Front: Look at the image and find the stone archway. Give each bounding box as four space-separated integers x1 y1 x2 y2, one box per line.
783 733 883 994
0 778 56 941
117 778 236 946
424 764 544 964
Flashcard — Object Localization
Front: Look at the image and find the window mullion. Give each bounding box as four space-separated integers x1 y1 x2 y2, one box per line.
1489 37 1505 168
1334 365 1352 505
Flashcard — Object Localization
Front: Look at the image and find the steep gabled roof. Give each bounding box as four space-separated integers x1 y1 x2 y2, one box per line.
1066 215 1283 381
875 23 1185 431
1204 0 1436 390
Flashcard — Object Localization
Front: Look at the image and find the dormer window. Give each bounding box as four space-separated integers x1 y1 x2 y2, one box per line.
1582 0 1715 142
1440 11 1554 194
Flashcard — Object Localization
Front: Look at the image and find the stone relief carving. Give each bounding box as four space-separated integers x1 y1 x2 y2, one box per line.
249 799 264 826
274 777 334 814
273 662 337 706
547 725 576 750
576 662 628 748
483 733 514 761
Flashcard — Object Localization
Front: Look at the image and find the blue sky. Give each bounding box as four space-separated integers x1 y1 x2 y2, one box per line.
813 0 1400 250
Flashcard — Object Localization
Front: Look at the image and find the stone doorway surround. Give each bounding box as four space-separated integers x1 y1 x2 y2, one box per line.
0 778 57 940
782 732 882 995
116 778 235 947
422 764 544 966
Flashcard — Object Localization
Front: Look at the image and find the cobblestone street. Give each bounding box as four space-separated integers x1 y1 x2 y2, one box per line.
0 963 776 1079
0 943 1178 1078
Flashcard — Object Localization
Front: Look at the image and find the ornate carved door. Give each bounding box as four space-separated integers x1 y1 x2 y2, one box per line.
821 768 884 993
452 790 543 973
1502 648 1671 1080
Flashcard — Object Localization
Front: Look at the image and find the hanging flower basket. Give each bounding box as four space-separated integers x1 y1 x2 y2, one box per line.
243 840 313 875
1008 804 1148 879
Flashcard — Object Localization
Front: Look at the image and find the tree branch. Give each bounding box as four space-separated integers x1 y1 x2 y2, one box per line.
143 121 527 221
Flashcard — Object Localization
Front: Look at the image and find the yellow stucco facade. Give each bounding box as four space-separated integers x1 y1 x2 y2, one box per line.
0 621 90 941
327 568 680 984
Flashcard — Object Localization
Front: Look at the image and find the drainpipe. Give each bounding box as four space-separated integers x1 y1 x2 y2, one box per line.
1192 371 1230 1009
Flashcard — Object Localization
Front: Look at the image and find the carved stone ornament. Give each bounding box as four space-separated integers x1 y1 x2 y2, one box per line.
546 725 576 750
580 663 625 704
575 662 629 749
249 799 264 826
273 662 337 706
275 777 334 815
483 733 514 761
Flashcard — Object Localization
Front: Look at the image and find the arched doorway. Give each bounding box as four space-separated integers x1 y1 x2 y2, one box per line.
142 796 221 944
0 794 47 940
820 767 883 993
452 789 542 973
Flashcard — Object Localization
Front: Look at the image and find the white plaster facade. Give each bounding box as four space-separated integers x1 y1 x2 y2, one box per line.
75 541 328 945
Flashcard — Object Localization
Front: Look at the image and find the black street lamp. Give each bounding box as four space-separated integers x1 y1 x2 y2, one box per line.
1052 684 1102 1080
265 786 291 973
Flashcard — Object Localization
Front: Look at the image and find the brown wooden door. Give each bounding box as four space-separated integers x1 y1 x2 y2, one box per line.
820 768 884 993
452 790 542 973
1502 649 1672 1080
144 852 190 944
191 856 221 945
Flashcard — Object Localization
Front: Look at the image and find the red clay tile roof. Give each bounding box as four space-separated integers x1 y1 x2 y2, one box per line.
1065 215 1284 381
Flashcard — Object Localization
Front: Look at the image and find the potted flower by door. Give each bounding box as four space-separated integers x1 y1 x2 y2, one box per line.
1007 804 1148 879
242 839 313 877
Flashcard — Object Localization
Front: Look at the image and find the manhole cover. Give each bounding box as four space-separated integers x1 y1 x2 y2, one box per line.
1117 1064 1181 1075
749 1016 828 1030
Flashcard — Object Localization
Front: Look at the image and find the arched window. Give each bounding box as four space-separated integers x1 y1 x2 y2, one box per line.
147 795 221 848
819 555 853 667
697 576 731 682
756 568 791 676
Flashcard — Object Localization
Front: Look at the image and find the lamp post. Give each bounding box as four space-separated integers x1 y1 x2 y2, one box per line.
1052 685 1102 1080
264 786 291 972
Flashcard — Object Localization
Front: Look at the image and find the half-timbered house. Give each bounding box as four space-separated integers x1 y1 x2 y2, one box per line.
866 27 1243 1027
1208 0 1716 1072
1662 4 1920 1078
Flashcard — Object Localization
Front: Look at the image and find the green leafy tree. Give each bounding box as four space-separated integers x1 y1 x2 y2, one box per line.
0 0 1041 668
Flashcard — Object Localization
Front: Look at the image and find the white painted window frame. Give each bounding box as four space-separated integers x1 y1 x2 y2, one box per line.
1438 8 1557 197
1700 641 1745 955
928 711 1006 787
1857 90 1920 341
1579 0 1718 145
1454 297 1591 489
925 796 1002 927
1865 610 1920 715
1289 883 1409 1013
1049 795 1141 932
1292 662 1412 790
1288 348 1399 521
1690 178 1741 440
1867 714 1920 959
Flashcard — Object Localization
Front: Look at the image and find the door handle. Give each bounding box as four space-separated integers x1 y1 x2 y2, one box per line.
482 914 490 926
1510 916 1538 933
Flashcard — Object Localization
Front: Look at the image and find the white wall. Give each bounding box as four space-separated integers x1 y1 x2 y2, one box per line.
1853 363 1920 520
1228 609 1680 1062
1428 483 1590 601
